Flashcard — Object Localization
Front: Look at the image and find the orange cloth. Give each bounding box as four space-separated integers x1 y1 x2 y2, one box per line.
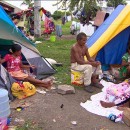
9 70 28 80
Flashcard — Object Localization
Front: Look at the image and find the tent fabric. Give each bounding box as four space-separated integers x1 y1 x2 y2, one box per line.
0 6 56 100
0 65 15 100
96 27 130 64
0 6 38 53
0 5 55 77
86 5 130 64
21 45 55 79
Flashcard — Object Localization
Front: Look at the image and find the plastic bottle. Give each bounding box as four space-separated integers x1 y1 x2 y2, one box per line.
108 114 117 122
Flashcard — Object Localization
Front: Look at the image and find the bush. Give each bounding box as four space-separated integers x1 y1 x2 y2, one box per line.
52 11 63 20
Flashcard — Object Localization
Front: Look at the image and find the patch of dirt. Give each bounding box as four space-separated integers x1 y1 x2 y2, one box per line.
56 35 76 40
9 86 129 130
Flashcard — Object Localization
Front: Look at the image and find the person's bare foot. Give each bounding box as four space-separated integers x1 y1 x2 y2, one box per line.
100 100 115 108
42 80 53 89
117 106 127 111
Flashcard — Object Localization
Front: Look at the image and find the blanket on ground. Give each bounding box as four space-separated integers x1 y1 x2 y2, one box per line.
80 80 125 122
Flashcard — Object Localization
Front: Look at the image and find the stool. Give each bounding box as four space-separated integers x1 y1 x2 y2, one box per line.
71 69 84 85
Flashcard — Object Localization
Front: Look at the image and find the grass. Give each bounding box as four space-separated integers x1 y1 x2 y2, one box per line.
36 38 75 85
35 20 75 85
16 20 81 130
16 121 42 130
36 20 83 89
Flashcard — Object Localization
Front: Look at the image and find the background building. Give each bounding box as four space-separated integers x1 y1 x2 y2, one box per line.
0 1 21 14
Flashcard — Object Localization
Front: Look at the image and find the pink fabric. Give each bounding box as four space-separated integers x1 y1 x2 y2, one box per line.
4 54 22 72
106 82 130 104
44 16 50 29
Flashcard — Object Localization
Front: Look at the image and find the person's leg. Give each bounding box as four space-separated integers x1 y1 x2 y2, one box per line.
100 97 130 108
91 75 99 83
83 65 93 86
126 66 130 78
25 76 53 89
71 63 93 93
95 65 102 75
92 65 103 88
91 74 103 88
100 101 115 108
83 65 94 93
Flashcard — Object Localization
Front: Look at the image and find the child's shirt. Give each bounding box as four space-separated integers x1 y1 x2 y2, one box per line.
119 53 130 78
4 54 22 72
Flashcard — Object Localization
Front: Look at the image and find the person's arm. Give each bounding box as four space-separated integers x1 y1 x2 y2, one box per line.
85 47 101 67
85 47 95 62
121 59 129 66
20 61 35 70
0 55 6 64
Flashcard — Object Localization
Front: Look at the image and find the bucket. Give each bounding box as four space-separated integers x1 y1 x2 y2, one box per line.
0 89 10 130
71 70 83 85
50 36 56 42
0 89 8 103
0 108 10 118
0 100 10 112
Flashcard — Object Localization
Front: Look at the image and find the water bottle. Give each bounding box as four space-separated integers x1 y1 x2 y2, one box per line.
108 114 117 122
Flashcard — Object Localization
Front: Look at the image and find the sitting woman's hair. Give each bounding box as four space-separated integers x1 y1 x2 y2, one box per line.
11 44 21 53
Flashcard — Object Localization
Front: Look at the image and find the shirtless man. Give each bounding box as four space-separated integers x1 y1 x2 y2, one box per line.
71 32 103 93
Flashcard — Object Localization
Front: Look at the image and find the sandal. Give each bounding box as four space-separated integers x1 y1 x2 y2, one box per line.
92 83 103 88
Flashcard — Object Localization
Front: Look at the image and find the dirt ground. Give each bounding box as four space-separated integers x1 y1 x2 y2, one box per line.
9 34 129 130
10 85 129 130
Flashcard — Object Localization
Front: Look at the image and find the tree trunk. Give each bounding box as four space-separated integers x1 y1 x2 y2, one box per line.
34 0 41 37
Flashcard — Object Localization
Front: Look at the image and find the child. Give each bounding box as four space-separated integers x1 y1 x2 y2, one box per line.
0 44 52 89
119 46 130 78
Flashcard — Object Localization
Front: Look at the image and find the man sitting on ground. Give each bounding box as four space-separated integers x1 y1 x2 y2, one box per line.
70 32 103 93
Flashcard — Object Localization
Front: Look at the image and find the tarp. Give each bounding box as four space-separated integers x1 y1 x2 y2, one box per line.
87 5 130 64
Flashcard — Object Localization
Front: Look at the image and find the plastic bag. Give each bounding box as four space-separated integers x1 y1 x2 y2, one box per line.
11 82 36 99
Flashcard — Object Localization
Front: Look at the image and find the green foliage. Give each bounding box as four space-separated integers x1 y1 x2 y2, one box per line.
21 0 34 7
107 0 127 8
52 11 71 20
54 0 100 20
52 11 63 20
36 38 75 85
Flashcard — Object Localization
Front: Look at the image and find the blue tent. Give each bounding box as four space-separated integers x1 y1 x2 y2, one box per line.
86 5 130 65
0 5 36 50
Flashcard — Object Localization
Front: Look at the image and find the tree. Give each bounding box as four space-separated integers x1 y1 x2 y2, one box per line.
21 0 41 37
52 10 71 20
21 0 33 7
107 0 127 8
52 11 63 20
53 0 100 22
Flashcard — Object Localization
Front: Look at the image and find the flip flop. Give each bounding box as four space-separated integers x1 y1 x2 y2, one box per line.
92 83 103 88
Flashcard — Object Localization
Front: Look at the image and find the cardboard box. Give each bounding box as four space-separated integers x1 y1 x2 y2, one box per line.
122 108 130 127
